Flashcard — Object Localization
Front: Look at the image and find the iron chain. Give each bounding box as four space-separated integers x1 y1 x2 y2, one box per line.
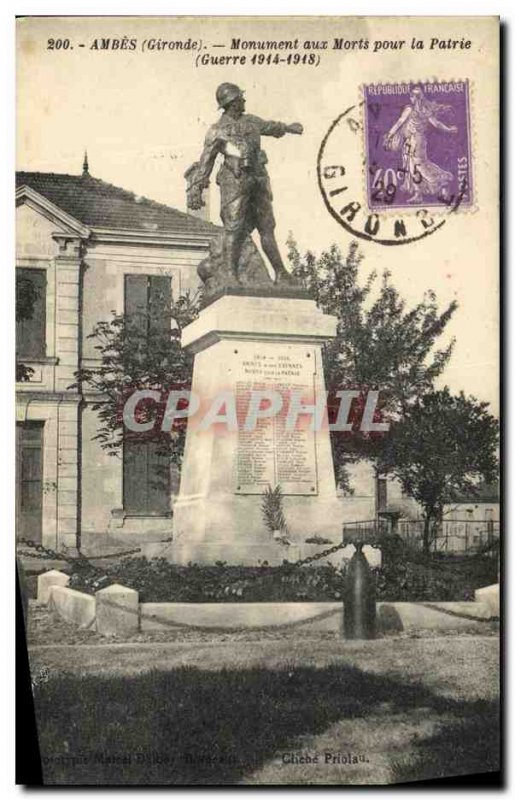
18 534 348 599
17 538 141 564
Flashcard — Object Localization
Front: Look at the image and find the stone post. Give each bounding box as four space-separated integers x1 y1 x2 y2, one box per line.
96 583 139 635
37 569 70 604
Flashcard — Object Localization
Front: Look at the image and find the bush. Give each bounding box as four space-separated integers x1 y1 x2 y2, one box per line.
67 549 498 603
68 558 346 603
376 549 498 602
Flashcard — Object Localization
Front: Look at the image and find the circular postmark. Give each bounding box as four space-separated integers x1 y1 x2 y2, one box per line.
317 81 472 246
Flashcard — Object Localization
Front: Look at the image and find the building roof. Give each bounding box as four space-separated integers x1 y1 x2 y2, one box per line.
16 171 218 237
451 482 500 504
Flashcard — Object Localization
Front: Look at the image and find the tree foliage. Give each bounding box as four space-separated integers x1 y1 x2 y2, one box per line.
72 291 200 466
378 388 499 553
287 238 459 486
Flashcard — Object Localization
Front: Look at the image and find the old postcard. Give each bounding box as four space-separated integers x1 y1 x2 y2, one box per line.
16 15 500 786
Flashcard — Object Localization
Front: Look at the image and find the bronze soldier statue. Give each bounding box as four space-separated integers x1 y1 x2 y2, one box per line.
187 82 303 285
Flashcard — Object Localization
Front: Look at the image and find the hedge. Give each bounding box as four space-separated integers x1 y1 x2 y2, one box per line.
66 550 498 603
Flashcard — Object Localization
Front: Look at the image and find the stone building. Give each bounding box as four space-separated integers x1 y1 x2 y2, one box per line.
16 160 217 552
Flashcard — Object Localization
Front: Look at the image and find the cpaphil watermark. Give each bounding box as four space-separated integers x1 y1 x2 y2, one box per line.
121 386 391 436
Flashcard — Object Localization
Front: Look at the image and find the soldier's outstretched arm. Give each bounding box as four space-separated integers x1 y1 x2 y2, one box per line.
253 116 303 137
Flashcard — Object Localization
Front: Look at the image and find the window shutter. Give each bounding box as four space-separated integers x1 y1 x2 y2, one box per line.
123 439 170 514
147 441 171 514
124 275 149 337
123 439 149 513
16 269 46 359
123 274 172 515
148 275 172 339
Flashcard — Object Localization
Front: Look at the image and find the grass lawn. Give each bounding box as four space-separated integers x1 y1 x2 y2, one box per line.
29 634 500 786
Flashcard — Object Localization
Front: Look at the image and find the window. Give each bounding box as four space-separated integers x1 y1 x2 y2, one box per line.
376 475 387 513
485 507 495 539
123 439 170 515
16 268 46 359
122 274 172 515
124 274 172 341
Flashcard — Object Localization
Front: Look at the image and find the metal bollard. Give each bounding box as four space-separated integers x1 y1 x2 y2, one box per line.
343 543 376 639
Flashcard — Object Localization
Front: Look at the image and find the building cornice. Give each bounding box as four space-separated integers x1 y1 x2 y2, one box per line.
16 391 82 403
89 226 217 249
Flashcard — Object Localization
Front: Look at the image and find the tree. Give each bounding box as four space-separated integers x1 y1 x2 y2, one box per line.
72 291 200 469
76 239 459 497
287 238 458 488
378 388 499 554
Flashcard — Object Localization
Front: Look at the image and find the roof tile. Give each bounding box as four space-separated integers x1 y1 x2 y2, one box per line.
16 171 218 236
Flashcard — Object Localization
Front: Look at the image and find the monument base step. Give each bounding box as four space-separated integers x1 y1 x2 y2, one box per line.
139 539 381 567
141 539 300 566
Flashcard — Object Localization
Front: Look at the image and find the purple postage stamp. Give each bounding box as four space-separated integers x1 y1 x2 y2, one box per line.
363 80 473 211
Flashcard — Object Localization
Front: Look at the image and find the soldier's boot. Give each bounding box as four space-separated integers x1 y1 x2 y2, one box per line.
274 268 299 286
224 233 244 284
260 230 298 285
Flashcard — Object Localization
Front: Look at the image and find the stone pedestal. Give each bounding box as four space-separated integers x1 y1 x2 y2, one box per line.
171 291 343 565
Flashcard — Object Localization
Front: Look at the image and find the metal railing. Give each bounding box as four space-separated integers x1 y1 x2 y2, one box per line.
341 518 500 556
341 518 389 539
397 518 500 555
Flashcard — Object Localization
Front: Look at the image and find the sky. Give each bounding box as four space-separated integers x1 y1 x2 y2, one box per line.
16 16 499 414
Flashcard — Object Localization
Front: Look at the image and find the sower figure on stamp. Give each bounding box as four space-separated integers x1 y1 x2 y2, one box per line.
187 82 303 285
383 86 458 204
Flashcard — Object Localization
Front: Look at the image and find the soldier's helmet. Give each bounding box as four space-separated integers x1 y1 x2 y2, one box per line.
216 82 244 109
